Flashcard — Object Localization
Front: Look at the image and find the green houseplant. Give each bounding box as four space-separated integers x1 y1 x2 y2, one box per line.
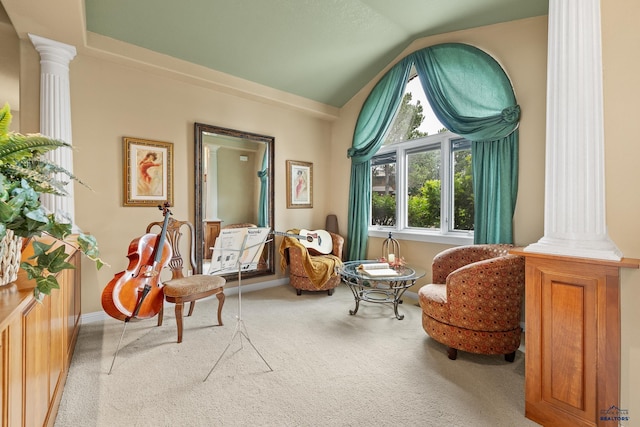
0 103 103 300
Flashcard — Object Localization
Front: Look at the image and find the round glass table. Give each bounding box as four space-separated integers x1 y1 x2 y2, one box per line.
337 260 425 320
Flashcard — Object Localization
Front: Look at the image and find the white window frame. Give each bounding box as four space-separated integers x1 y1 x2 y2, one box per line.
369 131 474 246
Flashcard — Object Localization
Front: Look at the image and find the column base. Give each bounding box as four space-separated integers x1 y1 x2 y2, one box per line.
525 235 622 261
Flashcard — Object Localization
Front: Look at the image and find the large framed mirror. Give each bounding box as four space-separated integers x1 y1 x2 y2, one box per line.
194 123 275 278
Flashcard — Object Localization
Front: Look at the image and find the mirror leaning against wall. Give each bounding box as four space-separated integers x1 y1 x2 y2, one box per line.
194 123 275 279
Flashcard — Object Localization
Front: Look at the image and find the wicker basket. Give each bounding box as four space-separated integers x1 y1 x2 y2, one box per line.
0 230 23 287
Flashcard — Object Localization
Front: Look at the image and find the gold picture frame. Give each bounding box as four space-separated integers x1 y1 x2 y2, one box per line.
123 137 174 207
286 160 313 209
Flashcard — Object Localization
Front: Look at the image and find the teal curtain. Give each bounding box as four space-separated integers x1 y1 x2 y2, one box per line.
412 43 520 243
257 148 268 227
346 57 412 260
347 43 520 258
471 134 519 243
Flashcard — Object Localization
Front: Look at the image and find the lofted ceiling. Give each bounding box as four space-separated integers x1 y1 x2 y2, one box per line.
84 0 548 108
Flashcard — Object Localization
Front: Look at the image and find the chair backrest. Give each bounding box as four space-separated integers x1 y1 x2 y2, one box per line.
146 217 197 279
432 244 514 284
328 232 344 259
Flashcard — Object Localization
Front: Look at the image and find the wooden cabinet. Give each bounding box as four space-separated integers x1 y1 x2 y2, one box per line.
0 236 81 427
513 250 638 427
204 220 221 259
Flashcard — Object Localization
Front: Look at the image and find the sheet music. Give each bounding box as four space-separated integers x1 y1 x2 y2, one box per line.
208 227 270 275
239 228 270 269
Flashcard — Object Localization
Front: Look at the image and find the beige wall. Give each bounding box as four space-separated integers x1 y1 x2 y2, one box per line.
602 0 640 420
0 4 19 128
4 0 640 421
59 53 334 312
217 147 258 225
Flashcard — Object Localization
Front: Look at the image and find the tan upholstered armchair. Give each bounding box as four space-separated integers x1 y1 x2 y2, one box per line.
418 244 525 362
279 230 344 295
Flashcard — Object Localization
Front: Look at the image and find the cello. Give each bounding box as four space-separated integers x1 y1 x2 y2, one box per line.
102 203 173 321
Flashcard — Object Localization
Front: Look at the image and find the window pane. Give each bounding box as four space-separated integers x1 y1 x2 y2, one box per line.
371 153 396 226
407 148 441 229
383 92 429 145
452 139 474 231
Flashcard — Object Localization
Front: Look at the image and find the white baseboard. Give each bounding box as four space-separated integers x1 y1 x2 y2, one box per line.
82 277 288 325
404 290 418 301
82 310 109 324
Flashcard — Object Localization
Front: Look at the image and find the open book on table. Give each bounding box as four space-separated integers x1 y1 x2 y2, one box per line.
357 262 398 277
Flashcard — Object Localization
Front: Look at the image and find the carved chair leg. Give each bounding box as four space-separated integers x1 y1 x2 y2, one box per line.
505 351 516 363
187 301 196 317
157 304 164 326
216 291 225 326
296 289 302 296
175 302 184 343
447 347 458 360
328 288 334 296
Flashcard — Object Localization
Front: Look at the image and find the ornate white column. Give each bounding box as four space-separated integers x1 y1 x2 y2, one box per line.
525 0 622 260
28 34 77 227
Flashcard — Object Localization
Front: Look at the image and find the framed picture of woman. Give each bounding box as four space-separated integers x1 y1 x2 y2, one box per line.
123 137 174 207
286 160 312 209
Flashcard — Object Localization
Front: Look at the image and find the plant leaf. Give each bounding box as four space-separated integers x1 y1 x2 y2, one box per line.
0 103 12 138
28 242 74 274
34 275 60 296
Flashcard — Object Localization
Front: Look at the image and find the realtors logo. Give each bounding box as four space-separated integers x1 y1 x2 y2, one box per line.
600 405 629 423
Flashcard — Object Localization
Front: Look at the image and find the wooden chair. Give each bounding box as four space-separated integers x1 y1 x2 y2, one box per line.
147 217 225 343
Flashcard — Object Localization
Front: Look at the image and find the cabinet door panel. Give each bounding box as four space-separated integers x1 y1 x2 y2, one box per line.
49 283 65 401
23 299 50 427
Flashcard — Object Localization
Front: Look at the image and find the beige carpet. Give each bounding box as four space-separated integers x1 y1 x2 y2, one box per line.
54 284 540 427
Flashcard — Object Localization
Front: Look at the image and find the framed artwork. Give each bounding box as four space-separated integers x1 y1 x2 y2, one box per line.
123 137 174 207
286 160 313 209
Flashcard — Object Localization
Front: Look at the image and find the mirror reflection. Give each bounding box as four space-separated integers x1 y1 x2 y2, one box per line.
194 123 275 278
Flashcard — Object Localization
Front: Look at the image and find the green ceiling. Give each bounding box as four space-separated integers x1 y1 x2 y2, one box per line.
85 0 548 108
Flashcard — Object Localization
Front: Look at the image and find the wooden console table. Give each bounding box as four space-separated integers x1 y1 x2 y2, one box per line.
512 249 639 427
203 220 221 259
0 235 81 427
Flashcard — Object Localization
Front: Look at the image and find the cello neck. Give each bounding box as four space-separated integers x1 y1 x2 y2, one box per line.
153 202 172 266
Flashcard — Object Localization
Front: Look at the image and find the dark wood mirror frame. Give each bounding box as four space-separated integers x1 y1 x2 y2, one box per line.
194 122 275 278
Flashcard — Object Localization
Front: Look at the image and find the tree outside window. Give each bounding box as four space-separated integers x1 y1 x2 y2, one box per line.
371 76 474 235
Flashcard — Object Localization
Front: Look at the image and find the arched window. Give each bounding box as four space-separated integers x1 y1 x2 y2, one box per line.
370 72 473 238
347 43 520 260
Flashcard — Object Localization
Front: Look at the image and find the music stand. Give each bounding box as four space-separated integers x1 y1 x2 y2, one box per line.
204 227 273 381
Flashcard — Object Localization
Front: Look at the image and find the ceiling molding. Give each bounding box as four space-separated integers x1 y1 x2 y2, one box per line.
83 32 340 121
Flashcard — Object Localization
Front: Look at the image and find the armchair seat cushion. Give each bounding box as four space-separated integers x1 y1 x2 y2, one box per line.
419 284 449 323
420 283 447 304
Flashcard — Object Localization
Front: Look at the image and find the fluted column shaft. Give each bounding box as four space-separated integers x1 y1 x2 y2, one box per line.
525 0 621 260
28 34 77 227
